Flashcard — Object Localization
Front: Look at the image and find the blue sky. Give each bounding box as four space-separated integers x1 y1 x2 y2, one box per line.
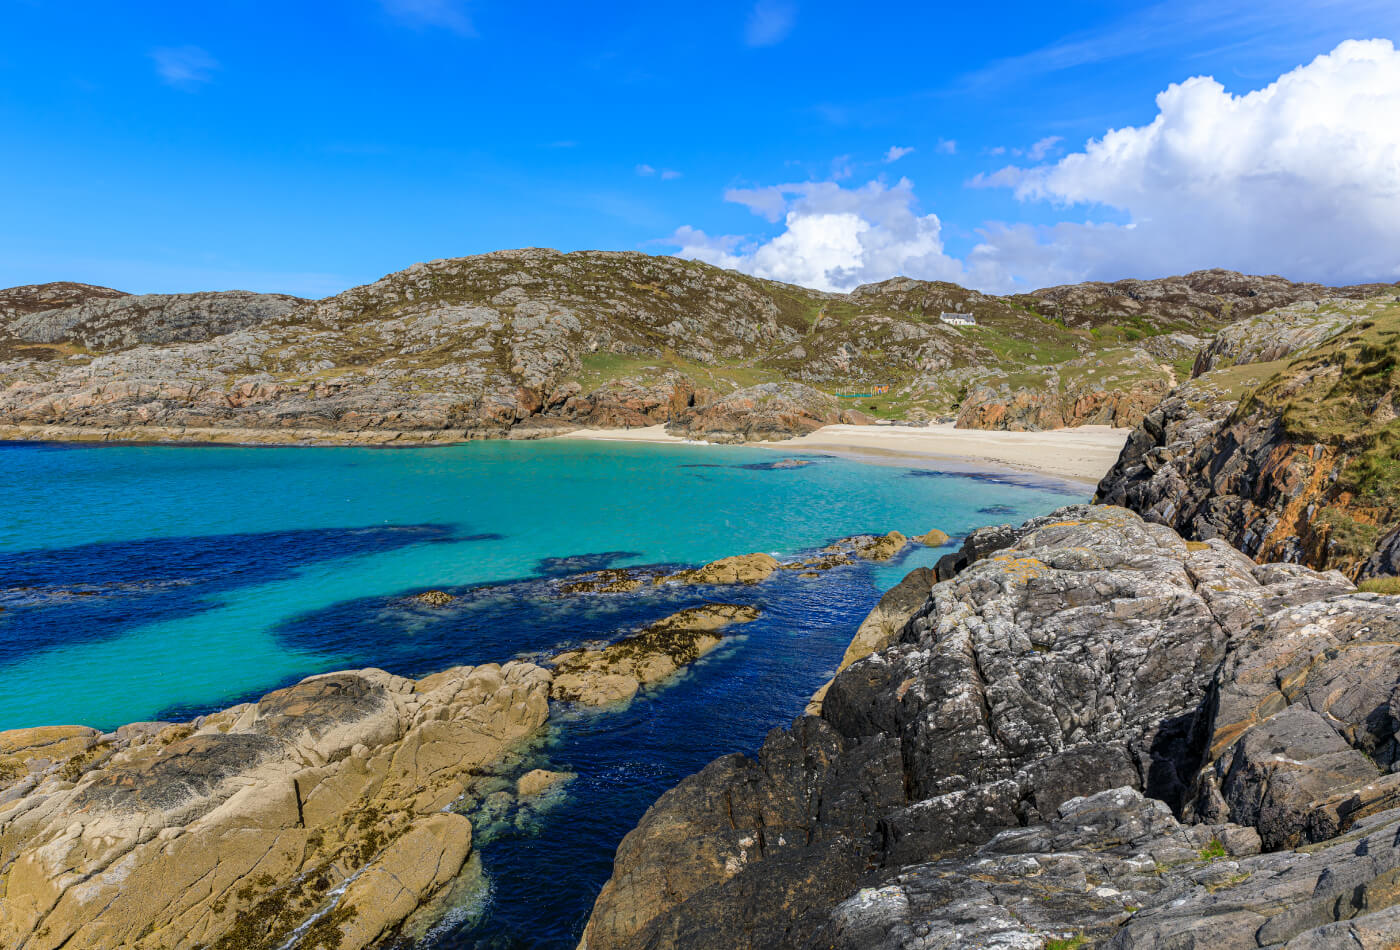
2 0 1398 296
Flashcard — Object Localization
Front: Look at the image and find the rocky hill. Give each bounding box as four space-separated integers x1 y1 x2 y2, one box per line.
1098 293 1400 578
2 252 1385 443
580 505 1400 948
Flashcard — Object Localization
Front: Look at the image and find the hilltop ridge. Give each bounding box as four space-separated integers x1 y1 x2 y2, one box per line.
0 250 1390 444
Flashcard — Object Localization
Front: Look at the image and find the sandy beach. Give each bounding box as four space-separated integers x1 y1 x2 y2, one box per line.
556 423 1130 485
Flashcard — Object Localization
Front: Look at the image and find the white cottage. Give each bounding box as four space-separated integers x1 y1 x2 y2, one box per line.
939 312 976 326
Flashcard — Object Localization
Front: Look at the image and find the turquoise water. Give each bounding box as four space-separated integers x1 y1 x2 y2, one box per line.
0 438 1082 947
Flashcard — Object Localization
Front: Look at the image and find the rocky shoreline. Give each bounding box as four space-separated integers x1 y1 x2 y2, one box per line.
578 504 1400 948
0 535 930 949
0 663 553 950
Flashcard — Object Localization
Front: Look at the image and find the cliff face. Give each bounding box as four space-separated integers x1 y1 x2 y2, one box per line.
1 254 1382 442
580 505 1400 948
1098 294 1400 577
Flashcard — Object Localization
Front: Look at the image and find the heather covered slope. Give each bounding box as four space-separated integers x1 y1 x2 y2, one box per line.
1098 293 1400 578
0 251 1389 442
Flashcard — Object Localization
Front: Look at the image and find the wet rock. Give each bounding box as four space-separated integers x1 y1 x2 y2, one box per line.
517 768 573 797
558 569 647 594
550 604 760 706
413 589 456 606
915 528 948 546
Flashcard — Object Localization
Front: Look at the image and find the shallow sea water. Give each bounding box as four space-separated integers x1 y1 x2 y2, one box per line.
0 438 1085 947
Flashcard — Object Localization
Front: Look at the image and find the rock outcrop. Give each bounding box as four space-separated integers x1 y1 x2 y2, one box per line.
1190 296 1379 375
1097 295 1400 577
659 553 782 586
9 290 302 351
549 604 760 706
665 382 863 443
580 505 1400 949
955 374 1170 431
822 531 910 562
1010 268 1387 332
0 662 551 950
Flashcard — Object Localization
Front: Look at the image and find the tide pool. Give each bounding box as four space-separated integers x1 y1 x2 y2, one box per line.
0 437 1085 948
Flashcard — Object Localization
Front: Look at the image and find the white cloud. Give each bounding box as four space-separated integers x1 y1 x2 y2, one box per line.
1025 135 1062 161
379 0 475 36
150 46 218 89
745 0 797 47
660 169 683 180
975 38 1400 286
668 226 745 271
935 139 957 155
636 164 656 176
669 38 1400 294
637 164 682 180
671 179 965 292
884 146 915 163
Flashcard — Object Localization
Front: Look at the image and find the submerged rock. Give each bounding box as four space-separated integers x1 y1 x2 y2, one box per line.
0 662 551 950
550 604 760 706
517 768 574 797
579 504 1400 949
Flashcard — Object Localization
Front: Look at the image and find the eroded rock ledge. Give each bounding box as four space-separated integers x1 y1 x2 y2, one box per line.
580 505 1400 949
0 663 550 950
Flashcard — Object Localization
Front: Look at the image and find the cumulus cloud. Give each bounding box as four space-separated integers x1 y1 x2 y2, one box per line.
884 146 915 163
669 38 1400 293
935 139 957 155
150 46 218 89
977 38 1400 286
379 0 475 36
745 0 796 47
671 179 965 292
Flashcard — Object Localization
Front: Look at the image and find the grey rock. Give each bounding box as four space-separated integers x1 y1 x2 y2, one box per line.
580 505 1400 949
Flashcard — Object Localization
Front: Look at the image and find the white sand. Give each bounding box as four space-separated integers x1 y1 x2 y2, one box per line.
557 423 1129 485
554 424 687 445
769 424 1129 484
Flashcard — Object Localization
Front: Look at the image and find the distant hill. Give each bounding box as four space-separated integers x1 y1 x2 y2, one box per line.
0 250 1390 443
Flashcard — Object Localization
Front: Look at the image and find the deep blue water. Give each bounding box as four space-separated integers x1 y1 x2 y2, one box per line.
0 438 1084 947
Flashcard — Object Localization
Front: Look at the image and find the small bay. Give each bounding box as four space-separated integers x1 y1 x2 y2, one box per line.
0 438 1083 947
